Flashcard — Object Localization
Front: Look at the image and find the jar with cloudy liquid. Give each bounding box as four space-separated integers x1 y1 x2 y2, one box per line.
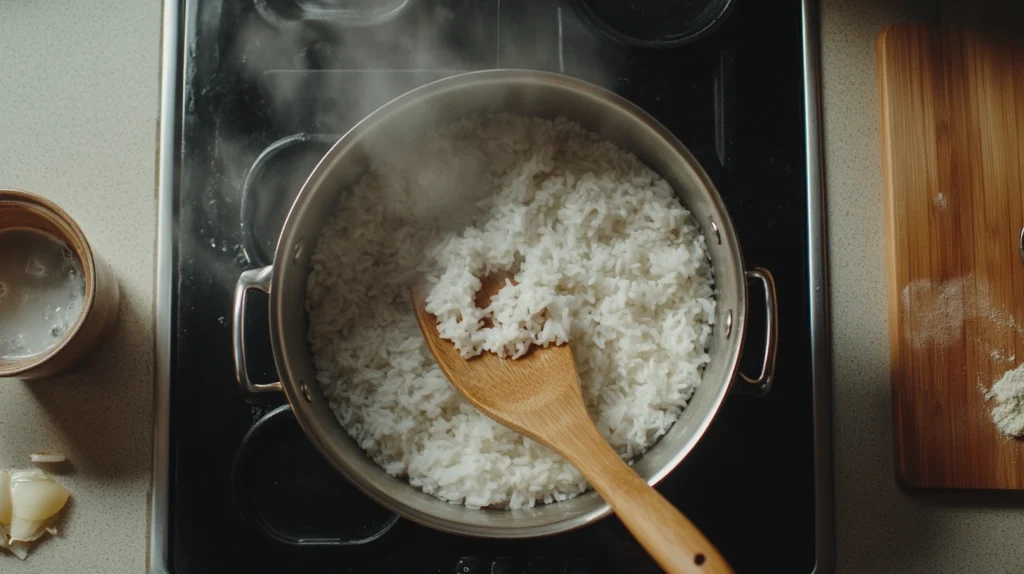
0 190 119 379
0 229 86 359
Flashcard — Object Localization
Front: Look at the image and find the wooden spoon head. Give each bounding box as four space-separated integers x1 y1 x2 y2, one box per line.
410 273 585 443
412 276 734 574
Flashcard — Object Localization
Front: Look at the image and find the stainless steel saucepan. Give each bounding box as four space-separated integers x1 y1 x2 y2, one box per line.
231 69 777 538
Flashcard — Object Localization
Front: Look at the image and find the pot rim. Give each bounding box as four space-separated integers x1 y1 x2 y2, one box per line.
268 69 748 538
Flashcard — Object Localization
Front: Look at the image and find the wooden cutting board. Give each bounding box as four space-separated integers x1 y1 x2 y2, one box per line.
878 24 1024 489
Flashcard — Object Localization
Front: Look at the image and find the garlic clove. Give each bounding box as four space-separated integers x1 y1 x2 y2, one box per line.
7 469 70 543
0 468 71 556
9 517 49 543
0 470 10 525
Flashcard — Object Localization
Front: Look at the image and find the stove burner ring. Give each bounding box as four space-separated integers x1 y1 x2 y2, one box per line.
240 134 335 268
231 405 400 547
570 0 734 48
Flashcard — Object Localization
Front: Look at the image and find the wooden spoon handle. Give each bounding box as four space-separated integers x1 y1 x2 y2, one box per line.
558 415 733 574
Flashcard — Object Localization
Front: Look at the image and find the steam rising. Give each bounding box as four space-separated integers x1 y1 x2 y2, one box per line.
187 1 619 274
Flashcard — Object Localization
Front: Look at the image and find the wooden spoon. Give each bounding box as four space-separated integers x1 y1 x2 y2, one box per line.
411 274 732 574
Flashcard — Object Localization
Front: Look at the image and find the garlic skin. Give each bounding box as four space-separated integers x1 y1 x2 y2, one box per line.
7 541 29 560
29 453 66 464
0 471 10 525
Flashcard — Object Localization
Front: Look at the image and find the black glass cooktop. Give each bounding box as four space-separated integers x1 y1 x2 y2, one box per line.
168 0 829 572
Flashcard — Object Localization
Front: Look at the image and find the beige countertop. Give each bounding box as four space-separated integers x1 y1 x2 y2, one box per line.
0 1 160 572
1 0 1022 572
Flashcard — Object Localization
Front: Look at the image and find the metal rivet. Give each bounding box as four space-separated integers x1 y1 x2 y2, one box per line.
1018 226 1023 265
708 217 721 245
292 241 304 263
724 310 733 338
299 382 313 403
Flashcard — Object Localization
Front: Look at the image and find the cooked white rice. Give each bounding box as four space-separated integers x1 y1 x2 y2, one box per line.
306 114 715 509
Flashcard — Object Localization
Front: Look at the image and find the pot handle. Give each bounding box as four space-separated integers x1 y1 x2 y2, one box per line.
737 268 778 396
232 266 284 394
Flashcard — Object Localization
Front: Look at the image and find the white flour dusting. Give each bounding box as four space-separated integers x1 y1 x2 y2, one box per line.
990 349 1017 364
987 364 1024 437
901 275 1024 349
980 304 1024 337
901 277 964 348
